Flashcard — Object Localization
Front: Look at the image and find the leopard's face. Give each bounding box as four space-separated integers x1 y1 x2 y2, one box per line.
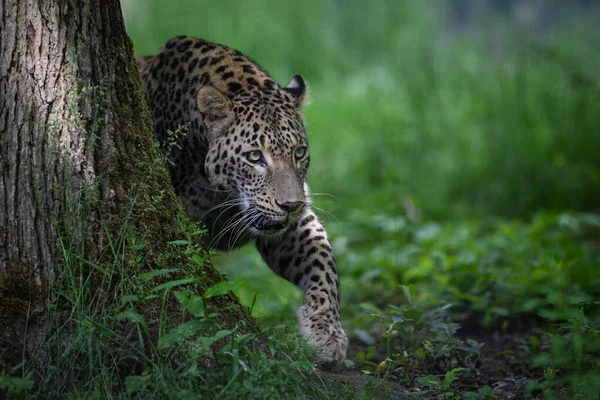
197 77 310 237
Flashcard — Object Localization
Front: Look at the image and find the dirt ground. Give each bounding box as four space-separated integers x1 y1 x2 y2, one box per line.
317 319 546 399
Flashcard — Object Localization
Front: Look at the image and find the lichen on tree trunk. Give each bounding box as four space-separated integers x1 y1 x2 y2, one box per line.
0 0 253 377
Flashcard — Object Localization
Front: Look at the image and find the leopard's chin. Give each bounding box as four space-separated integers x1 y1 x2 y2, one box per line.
250 215 289 237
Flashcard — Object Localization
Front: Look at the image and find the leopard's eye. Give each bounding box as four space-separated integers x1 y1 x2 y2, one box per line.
246 150 263 163
294 146 307 160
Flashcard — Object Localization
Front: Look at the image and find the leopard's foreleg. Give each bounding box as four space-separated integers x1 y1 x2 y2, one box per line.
256 208 347 363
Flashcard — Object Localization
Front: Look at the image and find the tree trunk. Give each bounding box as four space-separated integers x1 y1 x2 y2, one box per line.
0 0 251 387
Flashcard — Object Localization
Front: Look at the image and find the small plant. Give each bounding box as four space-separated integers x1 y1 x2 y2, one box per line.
543 367 557 381
529 312 600 399
162 122 190 164
0 366 33 397
355 285 481 382
413 367 465 398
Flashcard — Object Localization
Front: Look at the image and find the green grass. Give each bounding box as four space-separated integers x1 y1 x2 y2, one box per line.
4 1 594 399
0 206 325 399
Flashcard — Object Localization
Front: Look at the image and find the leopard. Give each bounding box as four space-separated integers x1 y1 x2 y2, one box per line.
136 36 347 363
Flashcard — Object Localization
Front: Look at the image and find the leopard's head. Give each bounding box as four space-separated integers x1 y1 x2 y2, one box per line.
197 75 310 236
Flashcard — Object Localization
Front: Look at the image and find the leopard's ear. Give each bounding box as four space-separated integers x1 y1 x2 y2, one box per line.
283 75 309 109
196 85 233 123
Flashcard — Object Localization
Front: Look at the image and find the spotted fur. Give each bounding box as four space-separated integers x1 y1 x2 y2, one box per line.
137 36 347 363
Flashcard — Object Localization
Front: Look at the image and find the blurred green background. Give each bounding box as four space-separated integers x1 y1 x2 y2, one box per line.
124 0 600 220
123 0 600 327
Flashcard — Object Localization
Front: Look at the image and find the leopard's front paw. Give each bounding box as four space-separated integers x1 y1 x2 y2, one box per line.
297 294 348 365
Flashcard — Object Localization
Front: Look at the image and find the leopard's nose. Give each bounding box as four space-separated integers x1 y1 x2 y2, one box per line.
275 200 305 215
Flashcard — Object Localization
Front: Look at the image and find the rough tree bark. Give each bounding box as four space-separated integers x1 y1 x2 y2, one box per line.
0 0 251 381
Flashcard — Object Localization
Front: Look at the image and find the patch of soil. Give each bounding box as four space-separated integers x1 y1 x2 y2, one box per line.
340 316 548 399
315 369 402 399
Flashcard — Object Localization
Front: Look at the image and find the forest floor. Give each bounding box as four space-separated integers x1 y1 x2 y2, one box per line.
314 324 543 399
222 212 600 399
6 213 594 399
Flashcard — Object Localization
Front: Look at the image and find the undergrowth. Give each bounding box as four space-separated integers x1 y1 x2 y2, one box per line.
0 218 321 399
221 211 600 399
340 211 600 399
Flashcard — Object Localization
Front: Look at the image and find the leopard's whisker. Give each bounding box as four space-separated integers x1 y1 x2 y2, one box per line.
209 209 248 248
229 212 259 250
210 202 247 233
199 198 246 221
192 181 234 194
309 192 340 202
209 205 257 249
311 204 338 222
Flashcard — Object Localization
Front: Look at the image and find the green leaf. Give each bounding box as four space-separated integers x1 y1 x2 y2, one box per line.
442 367 465 390
403 308 422 323
186 297 205 318
0 371 34 394
173 290 205 318
114 309 144 323
196 330 233 349
152 277 198 292
120 294 143 305
168 240 189 246
415 347 426 359
204 281 241 298
210 329 233 342
78 257 111 276
400 285 413 305
173 290 188 304
120 294 159 305
139 268 180 280
529 335 539 346
415 375 442 389
191 253 205 265
477 385 497 398
125 373 152 393
158 320 212 349
235 333 255 346
90 322 116 337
